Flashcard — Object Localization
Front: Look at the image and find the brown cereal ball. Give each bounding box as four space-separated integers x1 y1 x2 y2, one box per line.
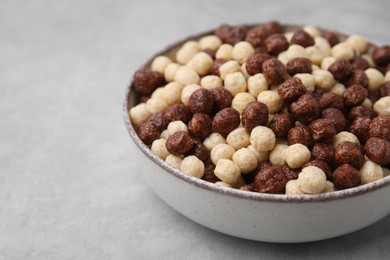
241 101 269 132
239 184 257 192
334 141 365 169
218 26 247 45
364 137 390 165
166 131 194 156
164 104 192 124
290 29 315 47
318 92 344 111
302 160 332 180
282 165 300 181
133 69 164 95
188 113 212 139
309 118 337 142
347 70 369 88
186 139 210 162
332 164 361 189
188 88 215 114
262 58 287 85
146 112 167 133
369 116 390 140
349 117 371 143
215 24 233 42
211 87 233 111
348 105 375 121
379 82 390 97
202 163 220 183
286 58 313 76
246 52 272 75
278 77 306 103
245 25 270 48
269 113 295 138
264 34 289 55
372 46 390 66
321 30 340 47
212 107 240 135
254 165 288 194
288 125 313 148
328 59 353 83
350 57 370 71
322 108 348 132
342 84 368 107
289 94 320 125
311 143 335 164
138 121 160 145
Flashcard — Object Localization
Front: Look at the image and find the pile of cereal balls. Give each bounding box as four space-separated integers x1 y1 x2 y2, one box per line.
129 21 390 195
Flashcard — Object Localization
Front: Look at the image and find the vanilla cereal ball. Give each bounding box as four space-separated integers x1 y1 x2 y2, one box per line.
174 66 200 86
313 69 335 90
146 98 168 114
257 90 283 114
232 41 255 64
373 96 390 116
346 34 368 55
247 145 270 163
286 44 309 61
303 26 320 37
277 51 289 65
224 72 247 96
232 93 256 113
269 144 288 166
361 98 373 108
167 120 188 135
215 181 233 188
250 126 276 152
151 55 172 74
226 127 251 150
332 131 360 147
321 56 337 70
331 42 354 60
306 46 325 65
294 73 315 92
176 41 200 64
285 180 305 195
314 37 331 56
181 155 204 178
151 139 170 160
181 84 201 105
365 68 384 92
165 154 183 169
312 65 320 71
330 83 346 95
284 32 294 42
248 73 269 97
285 144 311 169
200 75 223 90
203 133 226 150
150 87 166 101
129 103 151 128
322 181 336 193
360 160 384 184
199 35 222 51
160 130 169 139
241 63 250 79
219 60 241 80
211 143 236 165
164 62 181 82
186 52 213 76
297 166 327 194
216 43 234 60
214 159 241 184
385 71 390 82
232 148 258 173
164 82 183 105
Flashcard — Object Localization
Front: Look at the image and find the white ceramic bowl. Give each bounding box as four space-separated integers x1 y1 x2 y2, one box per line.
124 24 390 243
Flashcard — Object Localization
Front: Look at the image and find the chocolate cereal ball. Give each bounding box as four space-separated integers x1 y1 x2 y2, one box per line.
166 131 194 156
241 101 269 132
255 165 288 194
364 137 390 166
332 164 361 189
347 70 369 88
349 117 371 143
286 58 312 76
321 108 348 132
246 52 272 75
278 77 306 103
342 84 368 107
350 57 370 71
318 92 344 111
133 69 164 95
372 46 390 66
138 121 160 145
269 113 295 138
188 88 215 114
264 34 289 55
186 139 210 162
311 143 335 164
262 58 287 85
164 103 192 124
328 59 353 83
348 106 375 121
288 125 313 148
334 141 365 169
379 82 390 97
290 29 315 47
289 94 320 125
309 118 337 142
146 112 167 132
188 113 212 139
321 30 340 47
369 116 390 141
212 107 240 135
202 163 219 183
211 87 233 111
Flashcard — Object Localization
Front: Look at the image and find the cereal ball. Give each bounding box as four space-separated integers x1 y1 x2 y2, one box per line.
269 113 294 138
285 144 311 169
312 69 335 90
372 46 390 66
320 56 337 70
149 87 165 101
224 72 247 96
365 68 384 92
314 36 332 56
216 44 233 60
199 35 222 51
164 82 183 105
167 120 188 135
232 41 255 64
277 51 289 65
232 93 256 113
289 94 320 125
146 98 168 114
342 84 368 107
348 106 375 121
146 112 167 133
164 62 181 82
309 118 337 142
151 138 170 160
188 113 212 139
364 137 390 165
241 101 269 132
269 144 288 166
288 125 313 148
320 30 340 47
164 103 192 124
318 92 344 111
210 59 226 76
210 143 235 164
130 103 152 128
362 98 373 108
215 24 233 42
246 52 272 75
200 75 222 90
138 121 160 145
133 69 165 95
181 155 205 178
188 88 214 114
328 59 353 83
306 46 325 65
286 58 312 76
239 183 256 192
160 130 169 139
202 163 220 183
250 126 276 152
262 58 287 85
330 83 346 95
246 145 268 165
311 143 335 164
332 164 361 189
335 141 365 169
213 107 240 135
278 77 306 103
264 34 289 55
176 41 200 64
186 52 213 76
181 84 201 106
214 159 241 184
186 140 210 162
255 165 288 194
244 24 270 48
174 66 200 86
294 73 315 92
203 132 226 150
211 87 233 111
349 117 371 143
331 42 354 60
285 180 305 195
322 108 348 132
247 73 269 97
233 148 258 173
226 127 250 150
290 29 315 47
286 44 310 60
379 82 390 97
322 181 336 193
347 70 369 88
332 131 360 147
223 26 247 46
165 154 183 169
302 160 332 180
346 35 368 55
360 160 384 184
282 165 300 181
297 166 326 194
151 56 172 74
166 131 194 156
373 96 390 116
350 57 370 71
219 60 241 80
257 90 283 114
369 116 390 140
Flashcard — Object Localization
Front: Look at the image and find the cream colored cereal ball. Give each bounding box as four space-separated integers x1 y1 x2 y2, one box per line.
312 64 320 71
129 103 151 128
232 92 256 113
373 96 390 116
269 144 288 166
286 44 309 61
216 43 234 60
297 166 327 194
181 155 204 178
331 42 354 60
164 62 181 82
277 51 289 65
250 126 276 152
215 181 233 188
332 131 360 147
199 35 222 51
346 34 368 54
285 144 311 169
151 138 169 160
151 87 166 101
226 127 251 150
313 69 335 90
165 154 183 169
241 63 250 79
186 52 213 76
303 26 320 37
248 73 269 97
181 84 201 105
146 97 168 114
200 75 222 90
167 120 188 135
314 36 331 56
164 82 183 105
232 41 255 64
232 148 258 173
365 68 384 92
285 180 305 195
321 56 337 70
294 73 315 92
174 66 200 86
322 181 336 193
360 160 384 184
306 46 325 65
151 55 172 74
214 159 241 184
331 83 346 95
257 90 283 114
219 60 241 80
176 41 200 64
247 144 270 163
160 130 169 139
211 143 235 164
362 98 373 108
385 71 390 82
224 72 247 96
362 54 375 66
203 132 226 150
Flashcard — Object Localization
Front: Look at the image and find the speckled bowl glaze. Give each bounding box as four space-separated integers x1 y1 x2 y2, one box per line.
124 24 390 243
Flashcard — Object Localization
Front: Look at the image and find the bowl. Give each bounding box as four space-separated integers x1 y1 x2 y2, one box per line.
124 24 390 243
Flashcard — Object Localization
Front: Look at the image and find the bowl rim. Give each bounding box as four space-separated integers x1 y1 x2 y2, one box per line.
124 23 390 203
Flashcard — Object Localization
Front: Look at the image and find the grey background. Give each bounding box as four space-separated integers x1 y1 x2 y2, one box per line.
1 0 389 259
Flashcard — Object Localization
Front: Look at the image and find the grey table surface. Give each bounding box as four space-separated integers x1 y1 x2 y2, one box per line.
1 0 390 259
